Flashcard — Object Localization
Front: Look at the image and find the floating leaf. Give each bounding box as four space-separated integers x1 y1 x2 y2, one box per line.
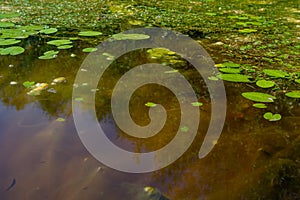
295 79 300 84
56 117 66 122
145 102 157 107
253 103 267 109
78 31 102 36
0 22 15 28
180 126 189 132
238 28 257 33
83 47 97 53
191 102 203 107
111 33 150 40
44 50 59 56
0 13 21 19
218 74 251 82
40 28 58 34
75 97 84 102
39 50 59 59
23 81 35 88
285 91 300 98
0 39 21 46
263 69 289 78
57 45 73 49
208 76 219 81
242 92 276 102
219 68 241 74
263 112 281 121
256 80 275 88
69 37 79 40
215 62 240 68
0 46 25 55
47 39 72 46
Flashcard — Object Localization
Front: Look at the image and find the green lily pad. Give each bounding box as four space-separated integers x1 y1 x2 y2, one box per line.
253 103 267 109
83 47 97 53
219 68 241 74
23 81 35 88
38 50 59 59
56 117 66 122
256 80 275 88
218 74 251 82
44 50 59 56
78 31 102 36
57 45 73 49
47 39 72 46
145 102 157 107
180 126 189 132
285 91 300 99
242 92 276 102
263 112 281 121
18 25 44 31
215 62 240 68
263 69 289 78
69 37 79 40
191 102 203 107
0 39 21 46
0 22 15 28
40 28 58 34
295 79 300 84
238 28 257 33
0 46 25 55
0 13 21 19
111 33 150 40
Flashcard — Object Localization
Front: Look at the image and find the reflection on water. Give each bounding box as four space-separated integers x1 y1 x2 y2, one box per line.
0 39 299 200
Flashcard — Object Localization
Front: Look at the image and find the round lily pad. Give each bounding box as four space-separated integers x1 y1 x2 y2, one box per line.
78 31 102 36
0 46 25 55
219 68 241 74
218 74 251 82
40 28 58 34
0 39 21 46
0 22 15 28
263 69 289 78
111 33 150 40
242 92 276 102
256 80 275 88
47 39 72 46
253 103 267 109
57 45 73 49
0 13 21 19
263 112 281 122
82 47 97 53
285 91 300 99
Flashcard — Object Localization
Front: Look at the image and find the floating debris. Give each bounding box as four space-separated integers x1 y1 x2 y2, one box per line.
47 88 57 93
27 83 48 96
9 81 17 85
51 77 66 85
8 64 13 68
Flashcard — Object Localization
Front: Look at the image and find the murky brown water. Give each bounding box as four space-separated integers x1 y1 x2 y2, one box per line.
0 36 300 200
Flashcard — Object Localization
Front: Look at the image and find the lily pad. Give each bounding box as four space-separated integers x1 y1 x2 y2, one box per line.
0 46 25 55
57 45 73 49
295 79 300 84
0 13 21 19
285 91 300 99
215 62 240 68
218 74 251 82
219 68 241 74
263 112 281 121
253 103 267 109
0 39 21 46
83 47 97 53
47 39 72 46
111 33 150 40
0 22 15 28
238 28 257 33
191 102 203 107
78 31 102 36
263 69 289 78
40 28 58 34
242 92 276 102
256 80 275 88
145 102 157 107
38 50 59 59
23 81 35 88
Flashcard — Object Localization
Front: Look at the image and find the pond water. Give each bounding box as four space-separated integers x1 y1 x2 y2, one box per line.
0 0 300 199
